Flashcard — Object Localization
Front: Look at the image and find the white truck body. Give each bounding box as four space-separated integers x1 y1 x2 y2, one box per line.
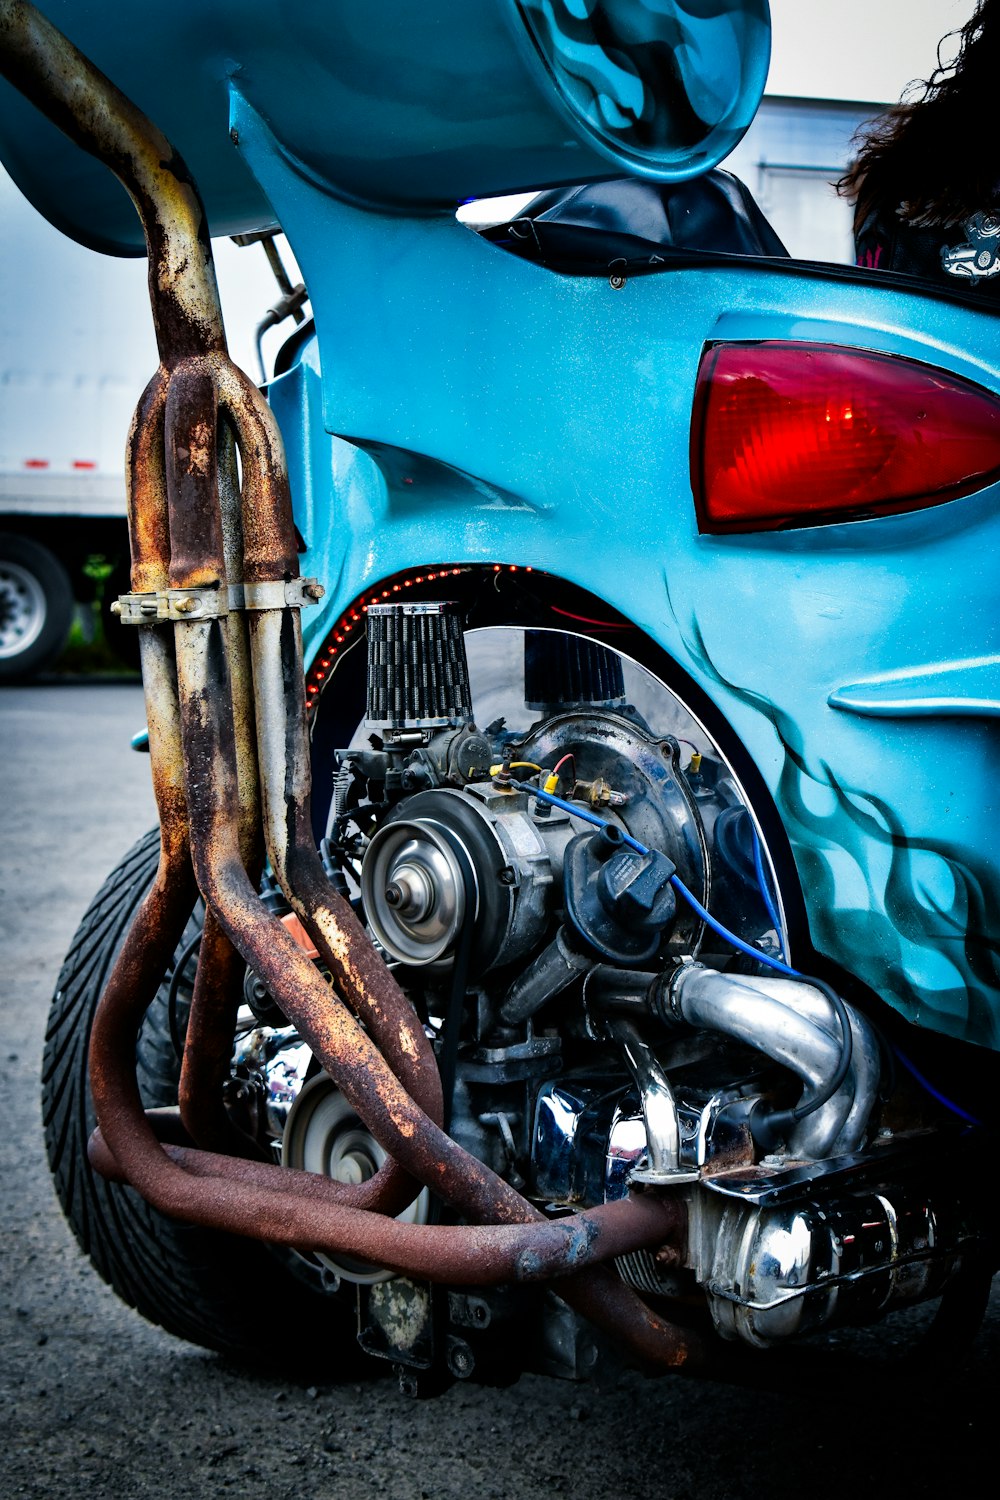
0 164 304 677
0 165 156 522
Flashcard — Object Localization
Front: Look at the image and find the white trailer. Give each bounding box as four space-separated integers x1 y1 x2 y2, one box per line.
0 163 155 676
0 164 305 679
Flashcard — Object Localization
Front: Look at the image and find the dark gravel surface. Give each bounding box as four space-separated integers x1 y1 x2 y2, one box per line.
2 683 998 1500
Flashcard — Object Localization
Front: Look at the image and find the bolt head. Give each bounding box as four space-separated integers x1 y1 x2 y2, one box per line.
448 1343 474 1378
304 582 325 601
110 600 123 616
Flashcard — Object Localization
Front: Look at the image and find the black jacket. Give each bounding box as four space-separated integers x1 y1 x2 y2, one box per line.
854 203 1000 296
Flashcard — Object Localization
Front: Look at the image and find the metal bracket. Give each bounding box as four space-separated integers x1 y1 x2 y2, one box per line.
112 586 228 624
114 577 325 624
233 578 325 611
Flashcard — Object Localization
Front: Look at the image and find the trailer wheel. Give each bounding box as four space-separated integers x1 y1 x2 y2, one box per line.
0 534 73 681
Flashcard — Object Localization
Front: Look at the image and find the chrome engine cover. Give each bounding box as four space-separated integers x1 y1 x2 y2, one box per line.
696 1171 967 1346
532 1069 973 1347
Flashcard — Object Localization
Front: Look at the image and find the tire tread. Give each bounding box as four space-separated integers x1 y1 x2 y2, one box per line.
42 828 352 1359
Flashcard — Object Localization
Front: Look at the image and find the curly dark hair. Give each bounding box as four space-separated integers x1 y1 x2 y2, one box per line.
838 0 1000 230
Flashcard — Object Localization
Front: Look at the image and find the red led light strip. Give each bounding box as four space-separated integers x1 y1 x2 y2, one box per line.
302 566 481 715
549 605 632 631
304 564 535 715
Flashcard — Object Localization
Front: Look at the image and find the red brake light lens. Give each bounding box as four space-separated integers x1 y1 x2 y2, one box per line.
691 340 1000 533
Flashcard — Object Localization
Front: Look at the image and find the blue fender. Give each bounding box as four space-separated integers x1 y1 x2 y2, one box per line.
247 90 1000 1052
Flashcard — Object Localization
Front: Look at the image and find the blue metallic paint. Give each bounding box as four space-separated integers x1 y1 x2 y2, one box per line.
253 84 1000 1050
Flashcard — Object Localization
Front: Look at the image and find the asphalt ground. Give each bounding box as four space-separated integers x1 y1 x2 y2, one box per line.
1 683 998 1500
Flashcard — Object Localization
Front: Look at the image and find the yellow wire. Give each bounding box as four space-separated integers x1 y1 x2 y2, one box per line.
488 761 543 776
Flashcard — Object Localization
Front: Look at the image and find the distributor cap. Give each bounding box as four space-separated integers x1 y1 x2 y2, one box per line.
564 824 677 963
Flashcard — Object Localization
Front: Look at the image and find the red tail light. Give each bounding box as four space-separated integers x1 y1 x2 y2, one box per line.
691 340 1000 533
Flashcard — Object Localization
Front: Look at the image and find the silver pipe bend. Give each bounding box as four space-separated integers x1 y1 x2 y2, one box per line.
669 964 879 1159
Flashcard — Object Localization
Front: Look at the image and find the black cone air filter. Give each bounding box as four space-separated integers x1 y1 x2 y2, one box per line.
365 601 473 730
524 631 625 713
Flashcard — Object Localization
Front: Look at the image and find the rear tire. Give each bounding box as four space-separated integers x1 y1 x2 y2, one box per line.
0 534 73 681
42 827 357 1361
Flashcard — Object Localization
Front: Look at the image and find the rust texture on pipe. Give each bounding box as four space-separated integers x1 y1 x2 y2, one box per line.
178 909 260 1157
216 364 444 1125
124 371 170 595
177 408 267 1159
215 415 263 874
1 0 705 1375
88 1126 686 1288
164 360 226 591
216 364 300 584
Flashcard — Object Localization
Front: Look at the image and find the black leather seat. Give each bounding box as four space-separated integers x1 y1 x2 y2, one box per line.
479 171 788 272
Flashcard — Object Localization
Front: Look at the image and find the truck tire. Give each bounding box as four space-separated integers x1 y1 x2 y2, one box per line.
0 533 73 681
42 827 357 1361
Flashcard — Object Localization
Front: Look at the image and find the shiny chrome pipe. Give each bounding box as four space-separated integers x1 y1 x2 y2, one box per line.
668 963 880 1158
605 1019 699 1184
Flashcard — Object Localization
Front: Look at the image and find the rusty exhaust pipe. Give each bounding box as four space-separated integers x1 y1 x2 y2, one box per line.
1 0 705 1372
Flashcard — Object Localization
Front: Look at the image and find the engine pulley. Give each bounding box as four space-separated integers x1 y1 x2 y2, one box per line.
360 784 570 973
362 818 471 964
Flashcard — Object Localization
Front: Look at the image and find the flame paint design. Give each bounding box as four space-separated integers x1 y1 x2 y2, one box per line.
517 0 765 162
681 613 1000 1049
